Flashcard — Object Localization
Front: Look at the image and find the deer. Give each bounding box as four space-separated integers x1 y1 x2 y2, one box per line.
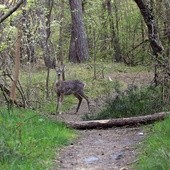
55 65 90 114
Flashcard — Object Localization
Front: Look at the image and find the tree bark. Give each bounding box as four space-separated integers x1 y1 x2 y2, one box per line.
22 9 35 63
39 0 55 69
10 28 21 105
106 0 122 62
58 0 65 80
134 0 163 55
68 0 89 63
65 112 169 130
164 1 170 57
134 0 166 86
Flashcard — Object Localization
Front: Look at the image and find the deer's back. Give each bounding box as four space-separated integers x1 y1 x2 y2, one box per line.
56 80 85 95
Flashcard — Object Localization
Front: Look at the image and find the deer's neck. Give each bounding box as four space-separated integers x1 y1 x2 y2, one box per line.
56 76 63 87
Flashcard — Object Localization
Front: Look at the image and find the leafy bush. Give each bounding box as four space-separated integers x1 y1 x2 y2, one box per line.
0 107 75 169
84 86 169 120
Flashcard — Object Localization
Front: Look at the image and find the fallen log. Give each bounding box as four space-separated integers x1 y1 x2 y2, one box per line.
65 112 170 130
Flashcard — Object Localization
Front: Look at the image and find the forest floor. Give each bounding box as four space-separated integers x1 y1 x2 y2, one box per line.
51 71 153 170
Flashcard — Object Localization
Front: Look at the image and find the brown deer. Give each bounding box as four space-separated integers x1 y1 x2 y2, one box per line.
55 66 90 114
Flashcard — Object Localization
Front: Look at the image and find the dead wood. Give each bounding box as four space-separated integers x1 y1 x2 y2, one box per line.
0 83 25 108
65 112 169 130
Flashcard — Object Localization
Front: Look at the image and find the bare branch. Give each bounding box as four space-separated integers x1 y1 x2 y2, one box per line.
0 0 24 24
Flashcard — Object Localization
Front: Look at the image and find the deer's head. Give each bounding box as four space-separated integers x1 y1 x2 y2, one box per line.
55 65 65 79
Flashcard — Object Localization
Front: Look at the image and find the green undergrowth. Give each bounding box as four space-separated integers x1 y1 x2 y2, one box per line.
19 62 149 114
83 86 169 120
136 117 170 170
0 107 75 170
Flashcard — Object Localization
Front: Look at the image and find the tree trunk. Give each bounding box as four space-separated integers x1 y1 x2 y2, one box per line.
58 0 65 81
39 0 55 69
22 9 35 63
38 0 55 98
134 0 165 86
106 0 122 62
164 0 170 57
65 112 169 130
134 0 163 55
100 1 108 52
68 0 89 63
10 28 21 106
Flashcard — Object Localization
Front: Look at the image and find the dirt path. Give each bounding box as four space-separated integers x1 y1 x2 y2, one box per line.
55 127 145 170
52 72 152 170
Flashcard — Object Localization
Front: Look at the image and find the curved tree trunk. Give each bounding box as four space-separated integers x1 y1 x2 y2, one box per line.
134 0 166 86
68 0 89 63
134 0 163 55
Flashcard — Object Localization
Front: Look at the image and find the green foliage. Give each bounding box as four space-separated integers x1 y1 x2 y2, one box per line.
84 86 169 120
136 117 170 170
0 107 75 169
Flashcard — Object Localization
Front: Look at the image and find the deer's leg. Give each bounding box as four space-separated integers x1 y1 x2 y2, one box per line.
74 94 82 113
56 94 60 114
58 93 64 114
56 93 64 114
79 92 90 112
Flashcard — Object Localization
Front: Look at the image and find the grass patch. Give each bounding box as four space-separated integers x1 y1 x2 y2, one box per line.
0 107 75 169
83 86 169 120
136 117 170 170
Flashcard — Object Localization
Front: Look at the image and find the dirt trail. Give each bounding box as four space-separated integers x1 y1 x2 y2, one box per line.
52 72 153 170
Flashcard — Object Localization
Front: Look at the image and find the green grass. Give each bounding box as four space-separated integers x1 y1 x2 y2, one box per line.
136 117 170 170
0 107 75 170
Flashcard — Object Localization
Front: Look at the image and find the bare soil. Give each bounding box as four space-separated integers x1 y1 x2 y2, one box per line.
52 72 153 170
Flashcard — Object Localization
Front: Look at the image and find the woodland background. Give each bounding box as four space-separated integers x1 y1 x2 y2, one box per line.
0 0 170 169
0 0 170 108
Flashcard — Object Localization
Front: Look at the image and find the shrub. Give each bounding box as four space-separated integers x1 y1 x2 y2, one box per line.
84 86 169 120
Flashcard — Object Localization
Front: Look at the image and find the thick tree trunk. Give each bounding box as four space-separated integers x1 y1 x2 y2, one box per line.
68 0 89 63
65 112 169 130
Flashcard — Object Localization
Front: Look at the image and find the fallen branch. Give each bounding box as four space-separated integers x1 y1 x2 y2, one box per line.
0 83 25 108
65 112 169 130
